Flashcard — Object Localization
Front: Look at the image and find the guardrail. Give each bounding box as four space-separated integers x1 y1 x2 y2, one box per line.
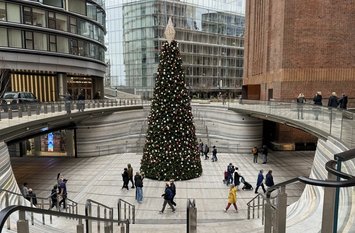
0 205 129 233
256 149 355 233
0 98 146 121
85 199 114 233
186 199 197 233
117 199 135 224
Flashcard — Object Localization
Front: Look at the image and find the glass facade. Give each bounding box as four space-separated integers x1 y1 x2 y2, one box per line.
106 0 245 98
0 0 106 62
0 0 107 102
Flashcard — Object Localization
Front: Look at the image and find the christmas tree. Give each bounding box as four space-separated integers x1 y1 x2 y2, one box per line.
140 18 202 181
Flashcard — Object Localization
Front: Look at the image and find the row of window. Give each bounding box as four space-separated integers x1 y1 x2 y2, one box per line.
0 27 105 62
0 1 105 43
21 0 105 25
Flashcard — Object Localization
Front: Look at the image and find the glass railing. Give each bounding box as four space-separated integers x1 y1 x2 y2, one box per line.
0 98 147 127
225 99 355 149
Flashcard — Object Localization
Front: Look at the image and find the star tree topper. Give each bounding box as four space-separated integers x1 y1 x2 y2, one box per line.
164 17 175 44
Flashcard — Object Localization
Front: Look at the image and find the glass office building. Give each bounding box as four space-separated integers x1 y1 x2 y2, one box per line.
0 0 106 101
106 0 245 98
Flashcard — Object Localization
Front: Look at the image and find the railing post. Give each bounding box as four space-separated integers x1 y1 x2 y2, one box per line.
77 219 84 233
58 102 62 112
41 199 45 225
264 201 273 233
18 106 23 118
132 205 135 224
8 109 12 119
275 186 287 233
44 103 48 114
187 199 197 233
36 105 40 115
118 200 121 223
28 105 31 116
97 205 100 233
51 103 55 113
17 210 29 233
321 170 337 233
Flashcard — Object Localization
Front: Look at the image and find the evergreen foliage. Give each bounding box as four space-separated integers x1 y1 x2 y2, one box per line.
140 40 202 181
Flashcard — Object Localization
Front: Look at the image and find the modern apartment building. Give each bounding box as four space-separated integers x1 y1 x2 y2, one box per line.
0 0 106 101
106 0 245 98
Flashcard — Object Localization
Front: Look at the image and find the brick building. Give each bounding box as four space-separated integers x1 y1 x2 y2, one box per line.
243 0 355 104
242 0 355 148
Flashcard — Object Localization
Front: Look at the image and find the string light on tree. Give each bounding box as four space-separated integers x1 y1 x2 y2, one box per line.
140 17 202 181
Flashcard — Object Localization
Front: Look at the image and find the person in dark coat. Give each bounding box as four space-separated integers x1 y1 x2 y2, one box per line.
296 93 306 119
77 91 85 112
328 92 338 120
26 188 38 206
261 145 268 164
265 170 275 188
339 93 348 110
313 91 323 120
134 172 144 203
170 179 176 206
127 164 135 188
64 92 72 114
234 168 241 187
122 168 129 190
255 170 266 194
212 145 218 162
50 185 58 209
58 178 68 209
159 183 176 213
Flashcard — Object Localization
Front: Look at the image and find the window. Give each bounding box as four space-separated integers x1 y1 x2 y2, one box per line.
48 12 55 29
7 3 20 23
25 31 34 49
33 8 46 27
86 3 96 20
0 2 6 21
56 14 67 31
0 27 7 46
23 7 33 25
8 29 22 48
34 32 47 50
68 0 85 15
70 17 77 33
69 39 78 55
57 36 68 53
78 40 87 56
49 35 56 52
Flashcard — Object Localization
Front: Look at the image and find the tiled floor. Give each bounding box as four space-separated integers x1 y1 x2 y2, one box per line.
11 150 315 232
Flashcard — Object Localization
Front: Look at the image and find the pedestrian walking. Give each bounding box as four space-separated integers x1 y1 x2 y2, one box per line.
26 188 38 206
203 144 209 160
199 140 204 156
255 170 266 194
50 184 58 209
170 179 177 206
127 164 135 188
64 92 72 114
122 168 129 190
159 183 176 213
226 163 235 185
77 90 85 112
265 170 274 188
224 184 238 213
261 145 268 164
58 178 68 209
252 146 258 163
21 183 29 197
134 172 144 203
212 145 218 162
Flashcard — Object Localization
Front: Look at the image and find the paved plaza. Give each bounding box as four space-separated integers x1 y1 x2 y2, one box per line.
10 149 314 232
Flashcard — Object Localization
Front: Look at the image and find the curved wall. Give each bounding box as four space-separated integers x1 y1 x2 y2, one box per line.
75 106 263 157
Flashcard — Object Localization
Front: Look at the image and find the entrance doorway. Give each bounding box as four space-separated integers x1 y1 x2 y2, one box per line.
67 77 93 100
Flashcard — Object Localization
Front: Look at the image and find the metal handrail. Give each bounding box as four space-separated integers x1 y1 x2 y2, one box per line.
0 205 130 233
85 199 114 233
117 198 135 224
